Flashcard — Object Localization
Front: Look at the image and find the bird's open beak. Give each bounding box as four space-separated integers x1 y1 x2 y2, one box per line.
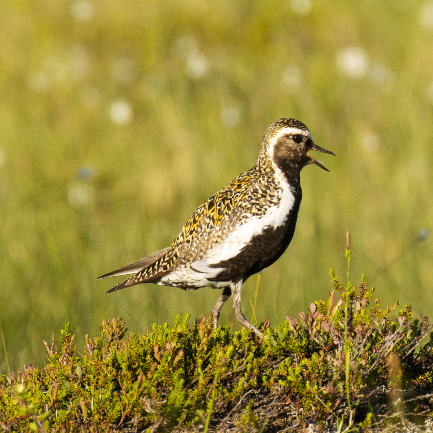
308 142 335 172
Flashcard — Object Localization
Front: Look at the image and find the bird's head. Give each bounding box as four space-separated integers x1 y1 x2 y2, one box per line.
258 118 335 179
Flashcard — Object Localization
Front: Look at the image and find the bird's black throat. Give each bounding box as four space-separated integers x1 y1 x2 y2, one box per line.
207 191 302 284
272 142 306 187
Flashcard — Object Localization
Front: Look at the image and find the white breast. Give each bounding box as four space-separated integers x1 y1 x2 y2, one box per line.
167 177 295 283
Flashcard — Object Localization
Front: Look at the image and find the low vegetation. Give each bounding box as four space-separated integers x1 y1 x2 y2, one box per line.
1 270 433 432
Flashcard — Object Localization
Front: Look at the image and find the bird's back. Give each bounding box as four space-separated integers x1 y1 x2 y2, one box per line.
105 164 301 291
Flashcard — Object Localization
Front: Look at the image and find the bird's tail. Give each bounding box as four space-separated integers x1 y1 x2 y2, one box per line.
98 247 171 293
106 276 137 293
105 261 171 293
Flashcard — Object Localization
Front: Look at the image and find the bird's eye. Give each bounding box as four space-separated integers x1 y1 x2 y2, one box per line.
292 134 303 144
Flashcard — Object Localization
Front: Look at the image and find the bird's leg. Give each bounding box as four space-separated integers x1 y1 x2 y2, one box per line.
211 286 231 328
231 281 262 338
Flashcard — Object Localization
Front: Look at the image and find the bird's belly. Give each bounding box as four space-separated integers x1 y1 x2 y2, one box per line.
208 215 298 283
158 266 228 290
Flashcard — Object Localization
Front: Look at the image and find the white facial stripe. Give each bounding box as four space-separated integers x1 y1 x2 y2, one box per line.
267 127 311 162
272 127 311 145
274 126 310 139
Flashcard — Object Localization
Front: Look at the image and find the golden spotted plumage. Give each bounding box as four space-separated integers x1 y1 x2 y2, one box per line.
116 165 283 290
103 118 312 291
99 117 334 338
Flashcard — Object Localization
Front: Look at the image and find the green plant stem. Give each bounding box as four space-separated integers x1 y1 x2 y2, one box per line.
1 325 10 374
204 360 222 433
345 245 352 415
251 274 261 326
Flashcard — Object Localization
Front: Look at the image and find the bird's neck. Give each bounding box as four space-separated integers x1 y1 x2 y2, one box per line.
279 163 302 190
256 159 302 193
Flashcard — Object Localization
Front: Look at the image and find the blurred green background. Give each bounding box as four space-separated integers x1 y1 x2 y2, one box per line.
1 0 432 373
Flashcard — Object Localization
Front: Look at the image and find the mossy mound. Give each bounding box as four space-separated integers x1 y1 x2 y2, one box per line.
2 272 433 432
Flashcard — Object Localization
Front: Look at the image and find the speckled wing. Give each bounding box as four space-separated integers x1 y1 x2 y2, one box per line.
104 169 259 292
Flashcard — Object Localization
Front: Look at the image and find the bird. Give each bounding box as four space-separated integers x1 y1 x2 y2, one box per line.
98 118 334 338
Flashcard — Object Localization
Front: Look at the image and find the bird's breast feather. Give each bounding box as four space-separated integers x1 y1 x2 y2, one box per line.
188 184 296 277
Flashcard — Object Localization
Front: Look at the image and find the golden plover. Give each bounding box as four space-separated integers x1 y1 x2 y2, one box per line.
99 118 335 338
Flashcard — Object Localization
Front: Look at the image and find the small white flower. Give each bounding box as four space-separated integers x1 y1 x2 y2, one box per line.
361 131 380 151
336 47 368 79
282 66 302 88
291 0 312 16
68 184 93 207
173 36 208 79
221 107 240 128
109 100 133 125
420 1 433 29
186 52 208 79
71 0 94 21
